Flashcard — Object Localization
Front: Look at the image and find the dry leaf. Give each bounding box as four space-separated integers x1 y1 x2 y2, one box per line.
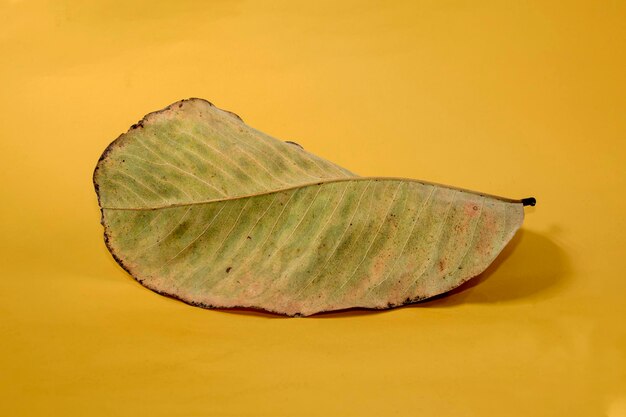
93 98 534 316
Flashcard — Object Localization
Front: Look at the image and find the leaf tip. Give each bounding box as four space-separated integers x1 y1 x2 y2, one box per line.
521 197 536 207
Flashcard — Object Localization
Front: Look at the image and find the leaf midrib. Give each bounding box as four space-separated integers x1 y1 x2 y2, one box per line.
100 176 524 211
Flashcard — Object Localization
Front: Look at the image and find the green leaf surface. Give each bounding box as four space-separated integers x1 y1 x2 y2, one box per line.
94 98 527 316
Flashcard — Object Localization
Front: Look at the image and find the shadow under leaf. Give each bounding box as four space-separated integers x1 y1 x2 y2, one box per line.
417 229 570 308
216 229 569 318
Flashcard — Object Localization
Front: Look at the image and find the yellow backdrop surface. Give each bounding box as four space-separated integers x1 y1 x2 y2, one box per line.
1 1 625 416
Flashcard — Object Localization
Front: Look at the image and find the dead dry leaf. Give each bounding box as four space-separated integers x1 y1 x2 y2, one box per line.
93 98 534 316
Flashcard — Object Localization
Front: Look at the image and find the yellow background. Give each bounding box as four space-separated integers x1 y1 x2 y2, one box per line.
1 0 625 416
